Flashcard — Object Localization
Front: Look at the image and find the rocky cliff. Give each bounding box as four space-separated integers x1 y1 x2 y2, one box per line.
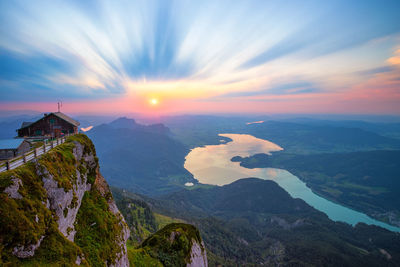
0 134 130 266
129 223 207 267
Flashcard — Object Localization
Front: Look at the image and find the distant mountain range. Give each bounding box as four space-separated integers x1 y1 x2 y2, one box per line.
160 115 400 153
87 117 196 196
243 120 400 154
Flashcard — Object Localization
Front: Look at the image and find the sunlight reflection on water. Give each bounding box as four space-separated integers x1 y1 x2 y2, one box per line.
184 133 400 232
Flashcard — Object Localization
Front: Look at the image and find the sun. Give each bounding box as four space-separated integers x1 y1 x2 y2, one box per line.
149 98 159 106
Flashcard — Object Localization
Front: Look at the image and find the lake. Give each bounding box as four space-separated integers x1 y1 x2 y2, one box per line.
184 133 400 232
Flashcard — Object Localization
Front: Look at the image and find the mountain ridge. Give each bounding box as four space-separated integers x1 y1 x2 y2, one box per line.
0 134 207 266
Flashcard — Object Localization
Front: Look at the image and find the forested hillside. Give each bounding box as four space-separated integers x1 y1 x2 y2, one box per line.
234 150 400 227
87 118 196 196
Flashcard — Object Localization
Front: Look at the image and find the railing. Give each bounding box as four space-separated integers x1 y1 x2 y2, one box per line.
0 134 73 173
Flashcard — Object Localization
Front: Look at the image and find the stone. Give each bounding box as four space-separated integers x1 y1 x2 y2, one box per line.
4 177 23 199
12 236 45 258
187 240 208 267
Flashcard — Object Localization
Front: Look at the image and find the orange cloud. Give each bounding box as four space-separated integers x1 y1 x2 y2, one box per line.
387 48 400 65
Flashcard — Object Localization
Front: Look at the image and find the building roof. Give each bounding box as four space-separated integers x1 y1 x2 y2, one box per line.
0 139 24 150
52 112 80 126
21 122 33 128
18 112 80 129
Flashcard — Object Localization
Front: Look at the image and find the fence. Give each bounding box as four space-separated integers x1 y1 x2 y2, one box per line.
0 134 73 173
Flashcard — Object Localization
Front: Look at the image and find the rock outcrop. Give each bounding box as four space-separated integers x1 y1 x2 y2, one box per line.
3 177 23 199
39 141 93 241
95 172 130 267
138 223 208 266
187 240 208 267
1 134 206 267
0 134 130 266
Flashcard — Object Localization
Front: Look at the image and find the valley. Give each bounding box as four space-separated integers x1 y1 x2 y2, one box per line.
233 150 400 228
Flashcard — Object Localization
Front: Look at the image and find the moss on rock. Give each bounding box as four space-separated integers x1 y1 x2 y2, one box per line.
139 223 204 267
74 188 124 266
0 134 128 266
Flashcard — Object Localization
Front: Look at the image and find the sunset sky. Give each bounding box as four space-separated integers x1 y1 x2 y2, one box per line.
1 0 400 115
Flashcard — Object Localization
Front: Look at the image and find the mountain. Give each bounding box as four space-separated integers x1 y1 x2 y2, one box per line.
87 118 196 196
0 115 42 139
161 115 249 148
108 117 170 135
0 134 207 266
111 188 208 266
281 118 400 140
160 115 400 153
233 150 400 227
119 178 400 266
244 121 400 154
0 134 130 266
133 223 207 267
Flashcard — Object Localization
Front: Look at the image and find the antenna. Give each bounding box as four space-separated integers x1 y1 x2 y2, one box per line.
57 101 62 112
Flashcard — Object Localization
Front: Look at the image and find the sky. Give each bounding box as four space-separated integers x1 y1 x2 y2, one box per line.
0 0 400 115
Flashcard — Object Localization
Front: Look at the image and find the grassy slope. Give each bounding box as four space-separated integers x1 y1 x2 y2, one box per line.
0 134 125 266
139 223 203 267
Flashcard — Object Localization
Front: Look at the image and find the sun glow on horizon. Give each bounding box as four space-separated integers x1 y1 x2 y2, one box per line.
149 98 159 106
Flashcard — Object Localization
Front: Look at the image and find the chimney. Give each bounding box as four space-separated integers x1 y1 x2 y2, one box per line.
44 113 47 117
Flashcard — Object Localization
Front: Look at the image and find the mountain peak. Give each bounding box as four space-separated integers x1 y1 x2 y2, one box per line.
108 117 138 129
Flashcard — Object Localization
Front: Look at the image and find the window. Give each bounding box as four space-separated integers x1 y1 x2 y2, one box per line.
49 118 55 124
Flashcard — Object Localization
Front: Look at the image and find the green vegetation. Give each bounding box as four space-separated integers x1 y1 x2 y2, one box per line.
0 134 126 266
0 132 207 267
112 187 206 266
162 116 400 153
243 121 400 154
137 178 400 266
112 186 186 245
154 213 184 230
0 135 95 266
87 118 197 196
128 246 163 267
0 162 85 266
234 151 400 226
162 115 248 148
32 141 44 149
74 189 123 266
116 197 157 245
38 142 77 191
139 223 203 267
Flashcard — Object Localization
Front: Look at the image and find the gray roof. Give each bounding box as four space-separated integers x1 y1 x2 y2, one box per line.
18 112 80 129
52 112 80 126
21 122 33 128
0 139 24 149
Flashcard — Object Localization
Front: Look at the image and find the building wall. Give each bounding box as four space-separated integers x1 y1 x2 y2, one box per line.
0 149 16 160
18 114 76 137
17 141 31 156
0 141 31 160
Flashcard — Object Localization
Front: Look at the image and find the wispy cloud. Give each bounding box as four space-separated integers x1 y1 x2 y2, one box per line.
0 0 400 114
220 81 320 97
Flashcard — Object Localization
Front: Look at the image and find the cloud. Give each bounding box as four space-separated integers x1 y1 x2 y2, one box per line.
239 28 318 69
356 66 396 76
0 0 399 115
218 81 320 98
388 49 400 65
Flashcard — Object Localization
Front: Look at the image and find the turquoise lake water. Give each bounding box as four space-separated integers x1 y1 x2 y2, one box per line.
184 133 400 232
